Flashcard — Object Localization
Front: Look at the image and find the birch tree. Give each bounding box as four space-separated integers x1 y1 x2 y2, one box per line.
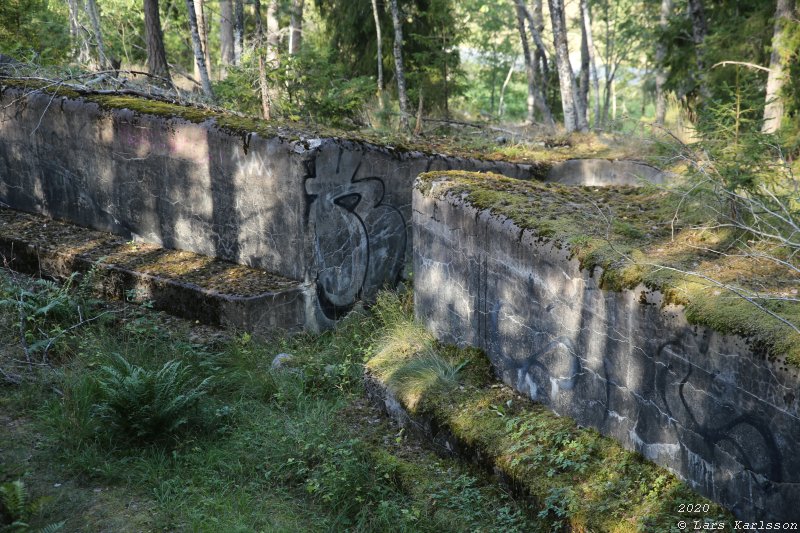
762 0 796 133
185 0 214 98
371 0 384 94
84 0 109 69
512 0 553 126
192 0 212 82
67 0 91 64
390 0 409 129
548 0 587 132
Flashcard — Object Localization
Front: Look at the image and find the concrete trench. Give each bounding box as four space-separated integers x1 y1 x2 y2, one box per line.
3 85 788 520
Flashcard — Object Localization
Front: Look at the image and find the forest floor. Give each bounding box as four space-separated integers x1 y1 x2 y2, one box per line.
0 270 735 532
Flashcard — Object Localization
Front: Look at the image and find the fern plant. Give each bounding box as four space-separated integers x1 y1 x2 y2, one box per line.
0 479 64 533
93 353 212 443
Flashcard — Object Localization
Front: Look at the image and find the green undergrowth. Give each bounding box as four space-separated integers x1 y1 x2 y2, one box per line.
0 270 538 531
0 78 653 165
417 171 800 365
366 292 735 531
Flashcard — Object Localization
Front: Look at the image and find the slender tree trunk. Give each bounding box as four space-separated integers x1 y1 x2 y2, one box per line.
371 0 384 93
289 0 305 55
514 0 553 126
84 0 108 69
514 0 536 123
144 0 171 83
498 58 516 117
185 0 214 98
193 0 211 82
390 0 409 130
548 0 587 132
580 0 599 127
655 0 672 125
254 0 271 120
687 0 709 99
68 0 92 64
578 0 590 126
763 0 795 133
233 0 244 65
530 0 549 88
220 0 235 71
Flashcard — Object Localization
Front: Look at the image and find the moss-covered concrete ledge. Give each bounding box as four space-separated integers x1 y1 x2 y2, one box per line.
0 208 314 334
412 172 800 521
363 321 734 530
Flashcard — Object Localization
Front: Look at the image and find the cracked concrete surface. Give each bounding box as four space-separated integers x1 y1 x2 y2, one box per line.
413 180 800 521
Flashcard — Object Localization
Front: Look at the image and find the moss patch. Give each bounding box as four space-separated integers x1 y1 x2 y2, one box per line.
1 79 656 166
0 208 297 295
366 293 735 531
417 171 800 365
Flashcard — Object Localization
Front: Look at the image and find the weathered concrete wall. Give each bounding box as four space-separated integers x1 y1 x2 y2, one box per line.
413 179 800 521
0 87 541 323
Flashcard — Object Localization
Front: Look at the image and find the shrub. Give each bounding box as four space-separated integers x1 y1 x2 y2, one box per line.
92 353 212 444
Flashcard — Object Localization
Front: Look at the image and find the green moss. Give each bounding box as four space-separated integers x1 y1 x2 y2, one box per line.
0 208 297 295
417 171 800 365
367 308 736 531
1 78 654 166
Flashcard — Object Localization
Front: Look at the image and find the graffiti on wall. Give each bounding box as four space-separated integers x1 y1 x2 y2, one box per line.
305 156 406 319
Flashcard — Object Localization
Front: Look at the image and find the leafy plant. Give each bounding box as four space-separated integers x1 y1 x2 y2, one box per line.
92 353 212 443
0 479 64 533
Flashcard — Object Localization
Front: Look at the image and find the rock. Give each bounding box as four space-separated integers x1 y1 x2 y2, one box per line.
271 353 294 370
324 364 337 376
494 135 507 144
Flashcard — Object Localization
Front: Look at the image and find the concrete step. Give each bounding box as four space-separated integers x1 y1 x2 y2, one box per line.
0 208 312 336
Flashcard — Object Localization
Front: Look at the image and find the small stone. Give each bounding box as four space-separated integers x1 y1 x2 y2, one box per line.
271 353 294 370
494 135 507 144
324 364 337 376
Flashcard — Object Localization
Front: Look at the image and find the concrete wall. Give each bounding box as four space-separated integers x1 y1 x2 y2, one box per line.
413 179 800 521
0 87 538 322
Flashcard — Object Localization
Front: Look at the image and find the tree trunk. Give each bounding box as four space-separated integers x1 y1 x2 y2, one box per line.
578 0 590 126
144 0 171 83
763 0 795 133
548 0 587 132
68 0 92 64
655 0 672 125
185 0 214 98
580 0 599 127
687 0 709 99
498 58 516 117
234 0 244 65
513 0 553 126
530 0 549 88
371 0 384 93
192 0 212 82
219 0 235 70
84 0 108 69
289 0 305 55
254 0 270 120
390 0 409 130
